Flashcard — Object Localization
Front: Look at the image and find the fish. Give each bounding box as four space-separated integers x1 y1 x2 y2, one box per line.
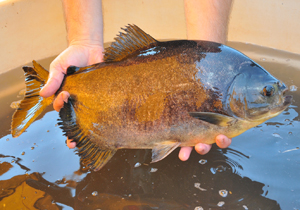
11 24 292 171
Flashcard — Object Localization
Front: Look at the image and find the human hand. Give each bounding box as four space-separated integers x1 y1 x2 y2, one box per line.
39 43 104 111
178 135 232 161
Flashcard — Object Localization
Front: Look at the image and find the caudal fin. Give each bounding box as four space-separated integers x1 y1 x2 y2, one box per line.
11 61 54 137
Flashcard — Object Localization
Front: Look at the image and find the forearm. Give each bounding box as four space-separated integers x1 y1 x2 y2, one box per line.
62 0 103 46
184 0 232 44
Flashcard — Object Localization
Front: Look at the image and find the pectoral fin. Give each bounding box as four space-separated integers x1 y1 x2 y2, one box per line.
151 141 181 163
189 112 237 127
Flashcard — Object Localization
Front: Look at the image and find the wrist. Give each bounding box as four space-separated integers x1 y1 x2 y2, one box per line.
62 0 103 49
68 38 103 49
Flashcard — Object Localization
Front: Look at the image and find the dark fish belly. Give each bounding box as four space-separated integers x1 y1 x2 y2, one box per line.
88 117 219 149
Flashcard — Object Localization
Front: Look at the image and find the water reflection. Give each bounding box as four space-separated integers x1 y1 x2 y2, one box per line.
0 146 281 209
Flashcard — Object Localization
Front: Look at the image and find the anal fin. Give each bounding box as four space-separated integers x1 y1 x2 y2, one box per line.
80 145 116 171
151 141 181 163
59 99 116 171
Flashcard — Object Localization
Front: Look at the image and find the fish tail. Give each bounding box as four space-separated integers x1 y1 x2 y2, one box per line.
11 60 54 137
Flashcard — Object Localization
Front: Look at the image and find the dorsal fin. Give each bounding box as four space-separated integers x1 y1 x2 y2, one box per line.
104 24 157 62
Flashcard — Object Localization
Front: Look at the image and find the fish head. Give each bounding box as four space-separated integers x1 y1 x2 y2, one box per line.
225 61 292 124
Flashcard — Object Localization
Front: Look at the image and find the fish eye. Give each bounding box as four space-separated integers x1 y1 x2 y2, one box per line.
262 85 275 97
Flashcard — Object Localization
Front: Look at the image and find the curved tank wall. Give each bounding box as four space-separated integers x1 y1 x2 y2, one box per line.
0 0 300 74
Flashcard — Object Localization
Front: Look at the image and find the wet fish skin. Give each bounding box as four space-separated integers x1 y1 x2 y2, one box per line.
59 39 289 147
11 25 292 171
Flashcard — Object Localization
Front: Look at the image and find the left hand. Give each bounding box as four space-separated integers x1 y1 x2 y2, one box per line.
178 135 232 161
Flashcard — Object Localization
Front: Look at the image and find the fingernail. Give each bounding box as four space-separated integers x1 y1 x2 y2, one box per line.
197 144 207 154
204 145 210 153
219 137 225 145
62 93 68 103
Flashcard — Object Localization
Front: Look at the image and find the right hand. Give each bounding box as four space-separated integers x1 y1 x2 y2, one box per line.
40 43 104 111
39 43 104 149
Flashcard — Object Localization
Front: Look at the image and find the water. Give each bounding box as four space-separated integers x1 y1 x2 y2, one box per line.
0 43 300 209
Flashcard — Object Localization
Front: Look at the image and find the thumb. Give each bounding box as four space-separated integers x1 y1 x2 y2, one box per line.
40 66 66 98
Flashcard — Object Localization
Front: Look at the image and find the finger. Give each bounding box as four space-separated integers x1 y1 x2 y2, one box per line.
178 146 193 161
67 138 76 149
215 134 232 148
195 143 212 155
53 91 70 112
40 69 65 98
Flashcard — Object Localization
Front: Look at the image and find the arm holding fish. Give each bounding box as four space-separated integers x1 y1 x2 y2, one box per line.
40 0 104 99
41 0 232 160
184 0 232 44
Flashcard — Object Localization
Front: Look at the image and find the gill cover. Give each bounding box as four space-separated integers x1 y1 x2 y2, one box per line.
226 61 282 120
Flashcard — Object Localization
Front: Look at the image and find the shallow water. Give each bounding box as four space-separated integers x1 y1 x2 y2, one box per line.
0 43 299 210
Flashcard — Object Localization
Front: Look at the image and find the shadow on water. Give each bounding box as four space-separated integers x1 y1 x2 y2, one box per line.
0 43 300 209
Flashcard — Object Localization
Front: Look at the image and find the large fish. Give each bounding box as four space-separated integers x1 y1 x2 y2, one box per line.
11 25 292 171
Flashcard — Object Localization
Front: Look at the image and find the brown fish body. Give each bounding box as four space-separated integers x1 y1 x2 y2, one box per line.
60 40 246 149
12 25 292 170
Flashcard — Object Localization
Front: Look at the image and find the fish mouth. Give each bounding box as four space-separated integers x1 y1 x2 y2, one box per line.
270 89 293 115
282 87 293 106
270 90 293 116
283 95 293 106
